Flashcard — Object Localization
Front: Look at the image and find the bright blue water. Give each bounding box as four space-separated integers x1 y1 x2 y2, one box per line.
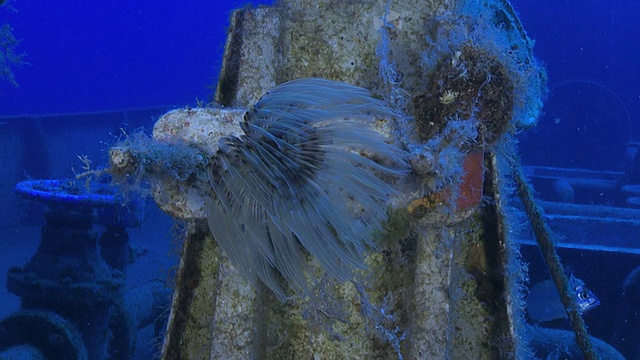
1 0 274 115
512 2 640 357
513 0 640 170
1 0 639 358
0 1 276 359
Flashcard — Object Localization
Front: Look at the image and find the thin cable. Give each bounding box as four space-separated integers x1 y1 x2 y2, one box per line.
511 155 598 360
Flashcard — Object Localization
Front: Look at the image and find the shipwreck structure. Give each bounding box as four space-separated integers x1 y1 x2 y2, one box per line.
99 0 624 359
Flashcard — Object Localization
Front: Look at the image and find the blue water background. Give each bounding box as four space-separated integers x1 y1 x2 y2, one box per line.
2 0 638 169
1 0 274 114
1 0 639 358
0 1 275 358
514 0 640 170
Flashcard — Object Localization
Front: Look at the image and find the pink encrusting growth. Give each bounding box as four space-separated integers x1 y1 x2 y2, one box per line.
455 151 486 211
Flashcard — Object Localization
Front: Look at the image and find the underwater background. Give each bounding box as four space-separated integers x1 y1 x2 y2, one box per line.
0 0 639 359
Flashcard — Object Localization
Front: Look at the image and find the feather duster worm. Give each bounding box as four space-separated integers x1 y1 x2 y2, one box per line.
207 78 408 299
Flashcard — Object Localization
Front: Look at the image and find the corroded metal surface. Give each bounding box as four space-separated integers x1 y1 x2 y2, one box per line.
139 0 547 358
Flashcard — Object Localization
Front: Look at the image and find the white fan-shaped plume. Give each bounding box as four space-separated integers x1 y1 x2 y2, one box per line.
207 78 408 300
